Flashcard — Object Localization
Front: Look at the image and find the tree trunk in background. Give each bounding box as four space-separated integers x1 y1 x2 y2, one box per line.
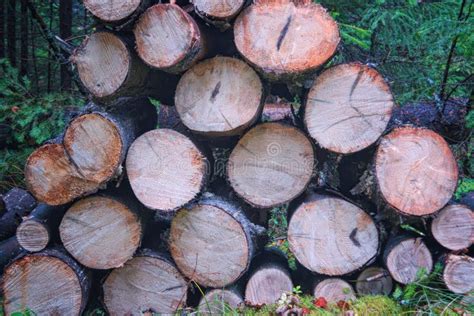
30 16 39 93
59 0 72 90
0 0 5 58
20 0 28 76
47 1 53 92
7 0 16 67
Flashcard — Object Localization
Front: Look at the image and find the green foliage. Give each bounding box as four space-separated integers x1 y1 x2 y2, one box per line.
454 177 474 199
400 223 425 236
267 205 297 270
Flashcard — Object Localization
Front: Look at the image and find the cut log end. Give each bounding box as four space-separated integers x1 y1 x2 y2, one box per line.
83 0 141 22
245 263 293 306
64 113 122 183
198 289 244 314
16 220 49 252
431 204 473 251
193 0 245 20
288 195 379 275
234 0 339 79
169 201 251 287
443 255 474 294
2 253 87 315
356 267 393 296
175 57 263 137
375 127 458 216
305 63 394 154
25 143 98 205
104 253 188 314
134 4 202 73
126 129 208 212
313 278 356 303
227 123 314 208
73 32 130 98
384 237 433 285
60 196 142 269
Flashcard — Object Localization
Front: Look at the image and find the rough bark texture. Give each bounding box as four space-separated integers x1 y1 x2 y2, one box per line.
157 104 188 134
355 267 393 296
169 193 265 288
126 128 210 212
103 249 188 315
288 193 379 276
16 204 67 252
0 188 37 240
313 278 356 303
234 0 339 81
59 195 143 269
443 254 474 294
375 127 458 216
72 31 149 99
0 237 24 270
192 0 245 30
431 204 473 251
2 248 90 315
383 236 433 285
175 56 264 137
244 261 293 306
134 4 206 74
198 288 244 314
304 63 395 154
227 123 315 208
261 96 297 124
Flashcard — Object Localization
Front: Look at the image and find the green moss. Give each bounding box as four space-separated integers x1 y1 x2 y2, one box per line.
351 296 402 316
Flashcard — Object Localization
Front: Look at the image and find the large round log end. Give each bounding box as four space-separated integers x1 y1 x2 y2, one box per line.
443 255 474 294
431 204 473 250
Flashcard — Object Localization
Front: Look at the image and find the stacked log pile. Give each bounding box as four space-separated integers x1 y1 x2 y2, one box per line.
1 0 473 314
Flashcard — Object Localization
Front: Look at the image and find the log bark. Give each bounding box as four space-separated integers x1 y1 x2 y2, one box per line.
431 204 473 251
443 254 474 294
375 127 458 216
103 249 188 314
169 193 265 288
71 31 149 99
63 97 158 184
261 96 297 124
0 188 36 240
0 237 25 271
157 104 188 134
126 129 210 212
234 0 339 81
192 0 246 30
59 195 143 269
198 288 244 314
383 236 433 285
227 123 314 208
244 261 293 306
304 63 395 154
175 56 264 137
134 4 206 74
355 267 393 296
313 278 356 303
287 193 379 275
83 0 150 27
16 204 67 252
2 248 90 315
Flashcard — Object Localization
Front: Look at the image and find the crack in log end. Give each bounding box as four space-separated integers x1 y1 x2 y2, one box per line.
209 81 222 102
276 15 292 51
349 228 361 247
349 69 364 100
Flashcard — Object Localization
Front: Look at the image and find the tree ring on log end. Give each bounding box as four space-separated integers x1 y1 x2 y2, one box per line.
305 63 394 154
25 143 98 205
170 203 250 287
83 0 141 22
385 238 433 285
73 32 130 98
288 195 379 275
313 278 356 303
60 196 142 269
234 0 339 80
443 255 474 294
431 204 473 251
193 0 245 20
134 4 201 72
103 254 188 314
175 56 263 137
375 127 458 216
227 123 314 208
3 254 84 315
17 221 49 252
126 129 208 212
64 113 122 184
